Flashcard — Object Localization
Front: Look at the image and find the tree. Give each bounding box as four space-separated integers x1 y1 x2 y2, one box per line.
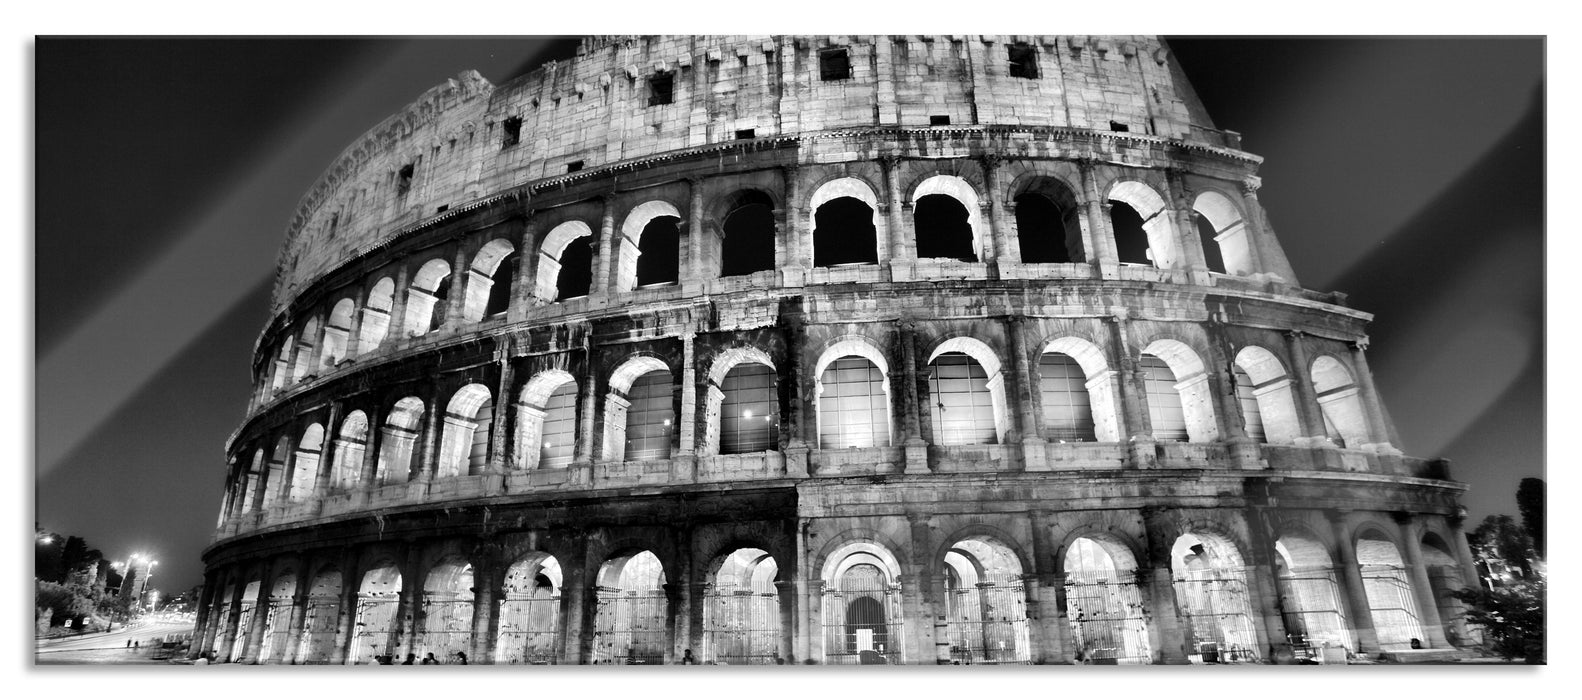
1453 577 1544 663
1517 477 1544 559
1469 514 1536 581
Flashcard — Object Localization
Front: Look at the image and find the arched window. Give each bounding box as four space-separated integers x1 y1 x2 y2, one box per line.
1311 356 1371 449
1108 181 1177 268
350 561 402 664
321 298 356 368
1039 352 1095 441
1356 529 1424 648
820 543 904 664
1275 530 1353 652
817 356 890 449
914 194 977 261
516 370 577 470
417 558 474 661
1193 191 1256 277
704 548 781 664
1110 201 1152 265
1063 535 1152 664
536 221 595 302
1014 191 1081 264
1170 533 1259 660
404 258 452 337
1233 346 1300 445
288 423 324 502
360 277 395 350
377 397 425 485
624 370 674 461
928 352 997 445
941 537 1031 664
1232 365 1265 442
592 551 668 664
298 566 344 663
719 363 778 454
332 410 369 491
291 318 320 383
555 237 594 299
257 571 297 663
1194 215 1228 274
814 198 878 267
264 435 291 508
438 384 493 478
1139 354 1187 441
461 238 516 321
720 191 776 277
497 554 561 665
617 201 684 291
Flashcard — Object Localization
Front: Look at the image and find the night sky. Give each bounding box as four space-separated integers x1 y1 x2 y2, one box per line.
32 37 1544 597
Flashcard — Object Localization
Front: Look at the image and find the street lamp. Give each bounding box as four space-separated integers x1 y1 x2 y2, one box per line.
137 559 159 612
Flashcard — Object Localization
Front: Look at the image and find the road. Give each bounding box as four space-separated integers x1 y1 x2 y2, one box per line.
35 619 196 665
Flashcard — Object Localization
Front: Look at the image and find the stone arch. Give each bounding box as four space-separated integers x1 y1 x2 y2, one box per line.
818 537 906 664
299 564 344 663
461 237 516 322
703 547 784 664
1233 345 1300 445
263 434 292 509
1171 530 1259 660
360 276 395 350
592 549 670 664
703 347 779 456
1419 531 1470 647
257 568 299 663
290 316 321 383
813 336 894 450
616 200 684 292
1060 529 1152 664
376 396 426 485
937 531 1032 664
1107 179 1179 269
516 369 578 470
1193 189 1255 276
332 410 369 490
417 555 475 662
498 552 562 664
809 176 882 268
604 355 674 463
910 174 986 262
1009 174 1084 264
1041 336 1121 442
536 220 595 302
1311 355 1370 449
322 298 357 368
1140 338 1217 442
404 257 452 337
438 383 493 478
714 189 778 278
287 422 325 502
1354 525 1424 649
927 336 1010 445
350 559 403 664
1274 522 1353 652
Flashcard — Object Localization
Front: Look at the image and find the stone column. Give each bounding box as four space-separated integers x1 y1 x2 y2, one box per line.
360 403 384 489
1241 507 1290 661
571 342 599 486
1109 314 1154 467
1165 169 1212 285
1282 331 1328 442
1350 341 1401 452
898 321 929 474
281 571 312 664
594 196 618 298
242 563 272 662
392 544 422 660
385 264 412 343
774 579 798 663
1140 508 1189 663
982 154 1012 267
218 567 247 662
675 332 698 481
312 403 343 500
193 569 223 658
443 243 470 331
490 355 518 471
1445 514 1484 601
1239 177 1300 285
780 164 806 284
1202 321 1253 454
509 217 540 323
1027 509 1071 664
1394 513 1450 648
780 315 810 477
685 177 705 289
470 548 502 663
881 155 904 266
1327 510 1379 654
1006 315 1045 470
342 285 366 360
903 512 940 664
330 549 359 665
1077 159 1118 275
556 534 592 664
416 385 443 484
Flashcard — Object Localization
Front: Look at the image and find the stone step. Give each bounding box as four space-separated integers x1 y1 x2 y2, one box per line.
1378 648 1474 664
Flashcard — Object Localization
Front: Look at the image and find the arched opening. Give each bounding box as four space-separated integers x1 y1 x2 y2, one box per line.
331 411 369 491
704 548 782 664
298 566 343 664
927 352 998 446
820 543 904 664
417 557 474 662
1420 533 1470 647
1043 337 1123 442
1356 529 1424 649
242 449 264 513
1109 201 1152 265
704 349 779 456
536 221 595 302
1234 346 1301 445
229 578 262 662
497 554 561 664
360 277 395 350
256 571 297 664
1193 191 1256 277
322 298 356 368
1062 535 1151 664
913 194 977 261
268 335 293 392
617 202 685 292
349 561 402 664
516 370 578 470
813 197 878 267
1013 181 1083 263
404 258 452 337
1038 352 1095 441
376 397 425 485
1312 356 1370 449
291 318 321 384
462 239 516 322
816 352 892 449
1108 181 1178 269
1171 533 1259 662
1139 339 1218 443
1274 529 1353 653
438 384 493 478
605 359 674 463
288 424 324 502
720 191 776 277
941 536 1031 664
263 436 290 509
592 550 669 665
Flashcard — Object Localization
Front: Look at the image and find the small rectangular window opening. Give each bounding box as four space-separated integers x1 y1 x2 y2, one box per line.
735 128 756 140
436 205 449 214
929 115 951 126
819 46 851 81
501 116 522 148
738 55 749 70
397 163 414 197
1109 120 1130 133
566 160 584 173
1008 43 1040 79
328 212 339 237
648 72 674 106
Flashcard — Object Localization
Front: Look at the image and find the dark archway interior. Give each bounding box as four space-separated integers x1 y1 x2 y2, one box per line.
1195 215 1227 274
813 197 878 267
556 237 593 299
485 250 517 316
636 216 681 287
1015 193 1078 264
913 194 977 261
429 275 451 330
721 192 776 277
1109 201 1151 265
844 596 888 653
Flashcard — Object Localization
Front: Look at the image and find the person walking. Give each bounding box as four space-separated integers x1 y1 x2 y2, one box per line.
422 652 437 665
453 651 468 665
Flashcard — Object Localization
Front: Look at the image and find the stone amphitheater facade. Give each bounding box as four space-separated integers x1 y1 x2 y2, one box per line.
195 35 1481 665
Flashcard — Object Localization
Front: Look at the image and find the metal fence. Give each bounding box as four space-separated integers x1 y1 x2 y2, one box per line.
417 596 474 661
1064 572 1153 664
350 596 399 663
1277 570 1353 652
942 575 1032 664
1361 565 1424 648
821 570 904 665
296 598 341 664
704 590 782 664
496 594 559 664
1173 567 1260 663
591 590 668 665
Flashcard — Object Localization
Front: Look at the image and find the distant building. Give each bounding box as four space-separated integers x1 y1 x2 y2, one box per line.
196 35 1480 665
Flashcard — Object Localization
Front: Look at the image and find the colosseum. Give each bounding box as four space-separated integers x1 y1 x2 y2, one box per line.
195 35 1483 666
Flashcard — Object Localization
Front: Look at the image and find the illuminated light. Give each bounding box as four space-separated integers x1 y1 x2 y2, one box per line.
743 410 753 418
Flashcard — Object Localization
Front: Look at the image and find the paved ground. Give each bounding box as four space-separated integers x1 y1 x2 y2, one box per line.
35 619 196 665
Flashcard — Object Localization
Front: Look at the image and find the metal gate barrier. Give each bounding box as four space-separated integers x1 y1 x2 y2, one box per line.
296 598 340 664
1361 565 1423 648
1278 569 1353 652
943 574 1032 664
591 588 668 665
1064 571 1153 664
496 594 559 664
1173 567 1259 663
704 590 781 664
